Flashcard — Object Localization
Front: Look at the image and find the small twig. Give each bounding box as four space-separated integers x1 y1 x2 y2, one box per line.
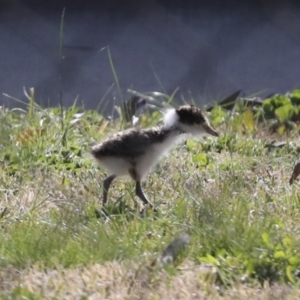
127 263 143 295
0 207 8 219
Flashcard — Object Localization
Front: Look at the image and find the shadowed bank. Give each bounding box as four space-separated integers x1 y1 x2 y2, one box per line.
1 0 300 111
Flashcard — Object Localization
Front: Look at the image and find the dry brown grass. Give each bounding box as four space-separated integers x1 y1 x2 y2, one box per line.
0 261 298 299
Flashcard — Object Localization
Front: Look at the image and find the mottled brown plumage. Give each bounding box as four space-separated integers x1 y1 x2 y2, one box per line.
91 105 218 207
91 127 171 160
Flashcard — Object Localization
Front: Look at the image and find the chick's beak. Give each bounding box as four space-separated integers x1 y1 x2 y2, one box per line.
203 123 219 137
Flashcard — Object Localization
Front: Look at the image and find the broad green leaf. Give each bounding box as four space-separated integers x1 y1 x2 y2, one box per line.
210 105 227 127
288 256 300 265
262 98 275 118
274 250 285 259
242 109 255 132
290 89 300 105
276 124 286 135
65 162 77 170
270 94 290 108
286 266 295 283
193 153 209 166
245 259 255 274
283 236 293 247
201 254 218 265
275 104 293 123
262 232 272 247
186 139 198 152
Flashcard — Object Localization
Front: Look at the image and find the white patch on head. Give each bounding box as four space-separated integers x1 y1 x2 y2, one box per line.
163 108 179 129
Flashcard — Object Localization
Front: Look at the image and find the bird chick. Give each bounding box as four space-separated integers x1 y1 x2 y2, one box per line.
91 105 218 207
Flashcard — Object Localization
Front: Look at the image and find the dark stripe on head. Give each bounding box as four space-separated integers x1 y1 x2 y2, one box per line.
176 105 206 125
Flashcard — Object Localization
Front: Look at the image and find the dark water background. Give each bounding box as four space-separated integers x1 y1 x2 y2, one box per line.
1 0 300 111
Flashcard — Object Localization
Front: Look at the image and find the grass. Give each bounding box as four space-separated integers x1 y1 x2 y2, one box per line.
1 95 300 298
